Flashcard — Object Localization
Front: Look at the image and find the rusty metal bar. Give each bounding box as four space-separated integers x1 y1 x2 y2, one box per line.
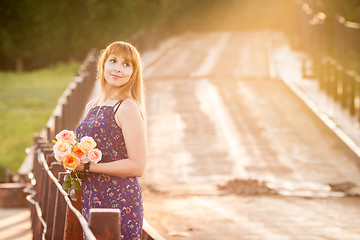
51 172 68 240
88 208 121 240
45 162 64 240
63 189 83 240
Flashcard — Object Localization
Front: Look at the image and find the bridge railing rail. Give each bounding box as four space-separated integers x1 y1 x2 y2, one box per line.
298 1 360 124
26 136 110 239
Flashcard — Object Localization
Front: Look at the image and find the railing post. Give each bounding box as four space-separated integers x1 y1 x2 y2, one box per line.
39 163 49 221
34 154 46 239
54 114 63 137
350 77 356 116
68 88 77 130
88 208 121 240
45 162 65 240
64 189 83 240
31 138 41 240
52 172 68 240
356 79 360 120
319 58 327 90
63 96 70 129
341 70 348 108
46 125 54 143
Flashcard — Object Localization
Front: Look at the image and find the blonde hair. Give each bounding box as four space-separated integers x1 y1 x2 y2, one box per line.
97 41 145 119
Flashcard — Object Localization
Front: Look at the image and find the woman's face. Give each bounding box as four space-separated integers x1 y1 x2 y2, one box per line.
104 54 133 88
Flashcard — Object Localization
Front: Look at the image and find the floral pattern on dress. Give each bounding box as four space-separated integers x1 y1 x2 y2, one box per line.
76 105 143 240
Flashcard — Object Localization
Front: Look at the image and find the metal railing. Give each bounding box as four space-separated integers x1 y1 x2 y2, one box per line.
298 0 360 124
26 137 99 239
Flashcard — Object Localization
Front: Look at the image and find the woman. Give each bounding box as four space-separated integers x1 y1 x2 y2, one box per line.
76 41 146 239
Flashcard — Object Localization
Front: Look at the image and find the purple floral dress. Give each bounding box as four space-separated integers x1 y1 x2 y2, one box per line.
76 101 143 239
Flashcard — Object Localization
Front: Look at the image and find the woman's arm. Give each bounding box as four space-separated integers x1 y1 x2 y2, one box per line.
78 99 147 177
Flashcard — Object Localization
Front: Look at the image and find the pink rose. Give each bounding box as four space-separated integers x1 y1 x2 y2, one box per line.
78 136 96 153
53 141 72 157
55 130 76 145
88 148 102 164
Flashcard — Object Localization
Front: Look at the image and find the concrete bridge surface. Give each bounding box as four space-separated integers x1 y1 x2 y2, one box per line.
141 31 360 240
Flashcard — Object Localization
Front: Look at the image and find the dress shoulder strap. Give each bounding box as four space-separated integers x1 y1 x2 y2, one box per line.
113 100 123 114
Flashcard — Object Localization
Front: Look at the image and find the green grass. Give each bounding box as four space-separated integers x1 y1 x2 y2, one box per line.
0 62 81 179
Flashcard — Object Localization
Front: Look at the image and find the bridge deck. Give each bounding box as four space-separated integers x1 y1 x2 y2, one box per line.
141 32 360 240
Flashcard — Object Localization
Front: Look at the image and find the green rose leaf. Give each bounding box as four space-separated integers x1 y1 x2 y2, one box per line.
62 180 72 191
73 180 81 190
64 174 71 182
70 189 77 201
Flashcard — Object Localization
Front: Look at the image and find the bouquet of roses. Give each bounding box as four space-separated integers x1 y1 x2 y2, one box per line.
52 129 102 201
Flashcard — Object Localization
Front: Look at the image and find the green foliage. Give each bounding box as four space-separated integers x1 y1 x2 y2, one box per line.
62 171 82 201
1 0 359 72
62 180 72 191
0 0 165 71
0 0 301 71
0 62 80 178
64 174 71 183
69 189 77 201
73 180 81 191
0 0 72 70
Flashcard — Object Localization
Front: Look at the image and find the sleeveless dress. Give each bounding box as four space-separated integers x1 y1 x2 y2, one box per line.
76 101 143 240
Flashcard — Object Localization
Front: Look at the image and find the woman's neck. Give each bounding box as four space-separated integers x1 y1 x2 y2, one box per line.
100 85 120 103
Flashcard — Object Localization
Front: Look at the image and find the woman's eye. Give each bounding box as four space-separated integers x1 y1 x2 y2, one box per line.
123 62 131 67
109 59 116 63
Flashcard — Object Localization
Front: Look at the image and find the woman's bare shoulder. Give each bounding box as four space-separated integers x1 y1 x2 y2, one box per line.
85 98 98 112
120 98 139 110
115 99 142 124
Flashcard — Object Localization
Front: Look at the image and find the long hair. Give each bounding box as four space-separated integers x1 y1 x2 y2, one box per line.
97 41 145 119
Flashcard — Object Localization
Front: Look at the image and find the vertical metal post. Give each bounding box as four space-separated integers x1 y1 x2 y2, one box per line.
63 189 83 240
45 162 64 240
52 172 68 240
88 208 121 240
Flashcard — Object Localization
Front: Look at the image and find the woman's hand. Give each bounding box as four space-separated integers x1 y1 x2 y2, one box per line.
75 162 85 171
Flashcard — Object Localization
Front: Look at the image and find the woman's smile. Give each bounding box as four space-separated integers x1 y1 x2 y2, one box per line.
110 73 122 79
